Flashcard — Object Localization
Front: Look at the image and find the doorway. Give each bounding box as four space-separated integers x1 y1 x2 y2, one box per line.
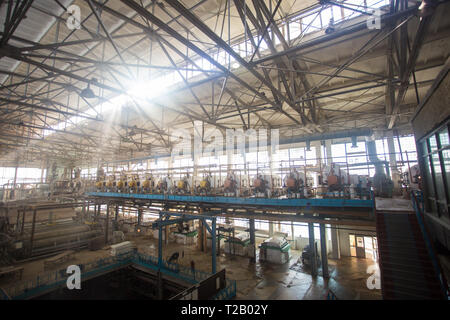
349 234 378 261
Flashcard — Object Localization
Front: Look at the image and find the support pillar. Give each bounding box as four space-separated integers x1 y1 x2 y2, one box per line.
330 224 340 260
268 221 274 237
249 218 256 262
320 224 329 278
157 216 163 300
165 225 169 245
137 206 143 231
211 218 217 274
308 223 317 277
325 140 332 166
105 203 110 243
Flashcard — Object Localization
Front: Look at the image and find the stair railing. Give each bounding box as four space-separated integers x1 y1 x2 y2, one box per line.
411 190 449 299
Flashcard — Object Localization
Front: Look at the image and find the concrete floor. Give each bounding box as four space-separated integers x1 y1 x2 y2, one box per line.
1 234 382 300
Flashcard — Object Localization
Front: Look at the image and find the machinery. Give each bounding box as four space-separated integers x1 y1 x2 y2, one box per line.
283 169 307 198
259 236 291 264
141 175 155 193
95 167 106 192
196 173 213 195
223 171 240 197
174 174 191 194
400 164 421 197
156 175 172 194
354 176 372 200
105 175 116 192
252 173 271 198
127 175 140 193
116 174 127 192
367 138 394 197
322 163 346 196
69 168 83 193
301 243 320 269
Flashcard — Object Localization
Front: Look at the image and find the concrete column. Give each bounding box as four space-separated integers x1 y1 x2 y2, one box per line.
320 224 329 278
268 221 274 236
11 163 18 200
227 145 233 172
387 131 400 193
165 225 169 245
137 206 143 230
211 218 217 274
330 224 340 260
325 140 332 165
249 218 256 262
115 205 119 222
308 223 317 277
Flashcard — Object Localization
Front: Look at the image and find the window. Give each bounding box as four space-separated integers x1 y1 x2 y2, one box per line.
419 120 450 219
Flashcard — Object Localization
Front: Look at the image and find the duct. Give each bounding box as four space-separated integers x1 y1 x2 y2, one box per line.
366 137 393 197
21 224 91 241
102 128 373 165
279 128 373 145
31 230 101 249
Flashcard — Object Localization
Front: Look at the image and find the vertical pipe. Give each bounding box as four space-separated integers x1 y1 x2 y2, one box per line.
115 204 119 222
21 209 26 235
15 208 20 232
211 218 217 274
308 222 317 277
30 209 37 255
320 223 329 278
158 225 163 270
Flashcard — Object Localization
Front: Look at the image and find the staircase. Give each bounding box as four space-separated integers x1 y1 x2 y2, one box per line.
376 205 448 299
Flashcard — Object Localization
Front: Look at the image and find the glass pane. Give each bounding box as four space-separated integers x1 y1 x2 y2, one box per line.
301 12 322 34
431 153 447 216
443 149 450 201
424 156 435 197
349 234 355 247
429 135 438 152
356 236 364 248
438 127 449 147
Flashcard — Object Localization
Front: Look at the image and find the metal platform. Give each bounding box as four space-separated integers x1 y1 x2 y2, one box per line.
86 192 374 209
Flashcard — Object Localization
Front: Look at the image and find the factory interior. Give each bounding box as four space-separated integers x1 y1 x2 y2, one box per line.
0 0 450 303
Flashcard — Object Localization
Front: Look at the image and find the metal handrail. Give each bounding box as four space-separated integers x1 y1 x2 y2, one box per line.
1 251 236 300
324 288 338 300
411 191 449 299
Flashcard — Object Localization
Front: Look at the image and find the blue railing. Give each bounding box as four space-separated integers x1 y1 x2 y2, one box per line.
1 251 236 300
324 289 338 300
411 191 449 299
87 192 374 208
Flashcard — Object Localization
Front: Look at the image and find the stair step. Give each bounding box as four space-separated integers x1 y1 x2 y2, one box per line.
377 248 432 262
380 261 436 275
382 279 443 298
377 247 430 260
383 285 444 300
377 239 427 250
380 267 442 288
